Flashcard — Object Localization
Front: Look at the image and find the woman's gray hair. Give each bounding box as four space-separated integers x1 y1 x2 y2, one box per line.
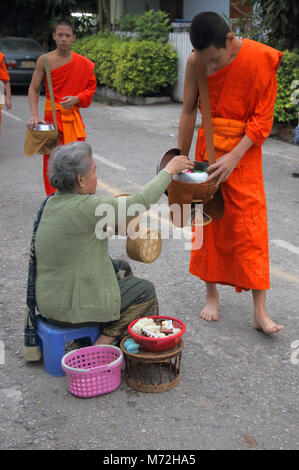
48 142 92 191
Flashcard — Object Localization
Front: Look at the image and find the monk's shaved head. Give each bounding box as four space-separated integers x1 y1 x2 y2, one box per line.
190 12 230 51
53 18 75 34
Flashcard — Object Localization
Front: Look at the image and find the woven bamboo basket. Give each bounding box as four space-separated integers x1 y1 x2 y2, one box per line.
126 226 162 264
114 194 162 263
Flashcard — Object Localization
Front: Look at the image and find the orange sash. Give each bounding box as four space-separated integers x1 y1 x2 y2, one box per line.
44 99 86 143
200 117 246 169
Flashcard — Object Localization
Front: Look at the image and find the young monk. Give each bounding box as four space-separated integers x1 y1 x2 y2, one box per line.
178 12 284 335
0 52 12 134
27 18 97 195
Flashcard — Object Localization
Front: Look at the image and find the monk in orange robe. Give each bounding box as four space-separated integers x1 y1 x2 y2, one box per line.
27 18 97 195
0 52 12 134
178 12 284 334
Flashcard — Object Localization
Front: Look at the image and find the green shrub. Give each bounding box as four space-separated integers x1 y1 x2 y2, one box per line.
114 13 139 32
112 40 177 96
73 34 177 96
134 10 171 43
73 33 121 88
274 50 299 123
72 34 100 62
92 35 122 88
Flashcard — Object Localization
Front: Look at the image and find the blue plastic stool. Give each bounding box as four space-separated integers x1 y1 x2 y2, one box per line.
36 316 101 376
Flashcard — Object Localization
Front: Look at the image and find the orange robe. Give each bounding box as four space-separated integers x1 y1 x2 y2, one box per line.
190 39 282 292
0 52 10 131
43 52 97 195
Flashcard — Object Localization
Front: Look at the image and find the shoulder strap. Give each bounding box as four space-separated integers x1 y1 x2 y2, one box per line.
197 61 216 165
43 54 58 131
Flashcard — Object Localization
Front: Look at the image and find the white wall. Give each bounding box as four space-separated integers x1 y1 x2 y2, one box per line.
113 0 230 22
169 32 192 102
183 0 230 21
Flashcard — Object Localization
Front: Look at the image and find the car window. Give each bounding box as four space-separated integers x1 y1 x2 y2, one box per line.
0 38 44 52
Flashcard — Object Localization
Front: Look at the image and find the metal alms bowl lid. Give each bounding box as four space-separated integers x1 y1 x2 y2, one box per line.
157 149 210 191
157 147 181 175
173 162 209 183
157 148 210 177
35 123 55 131
157 148 181 196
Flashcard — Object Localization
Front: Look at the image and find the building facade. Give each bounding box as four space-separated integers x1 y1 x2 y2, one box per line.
110 0 230 23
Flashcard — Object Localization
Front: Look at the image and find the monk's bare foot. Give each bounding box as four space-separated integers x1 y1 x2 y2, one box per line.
200 284 219 322
252 289 284 335
253 311 284 335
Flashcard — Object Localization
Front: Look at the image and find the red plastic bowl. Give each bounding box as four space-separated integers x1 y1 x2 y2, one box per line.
128 316 186 352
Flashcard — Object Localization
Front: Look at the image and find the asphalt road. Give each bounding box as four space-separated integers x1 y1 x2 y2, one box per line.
0 93 298 451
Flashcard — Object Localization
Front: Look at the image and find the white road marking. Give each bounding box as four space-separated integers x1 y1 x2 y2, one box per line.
271 239 299 255
1 110 22 122
122 178 143 189
270 265 299 284
97 180 122 195
93 152 126 171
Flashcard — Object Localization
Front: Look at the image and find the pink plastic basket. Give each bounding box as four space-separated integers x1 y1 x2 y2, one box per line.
61 345 123 398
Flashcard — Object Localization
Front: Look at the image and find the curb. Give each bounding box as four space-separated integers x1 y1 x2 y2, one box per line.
95 87 172 106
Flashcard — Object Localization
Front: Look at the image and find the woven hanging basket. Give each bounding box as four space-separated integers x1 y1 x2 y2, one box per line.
114 194 162 263
190 210 212 227
126 226 162 264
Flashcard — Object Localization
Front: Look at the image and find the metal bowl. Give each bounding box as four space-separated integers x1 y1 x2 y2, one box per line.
157 148 210 194
156 147 181 174
174 167 209 183
35 123 55 131
157 148 180 196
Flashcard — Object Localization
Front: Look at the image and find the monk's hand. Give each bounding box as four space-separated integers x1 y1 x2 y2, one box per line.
60 96 79 109
5 96 12 110
206 151 241 186
165 155 195 176
26 115 45 130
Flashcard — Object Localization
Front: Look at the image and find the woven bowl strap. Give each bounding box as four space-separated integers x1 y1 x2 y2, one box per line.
197 61 216 165
43 54 58 131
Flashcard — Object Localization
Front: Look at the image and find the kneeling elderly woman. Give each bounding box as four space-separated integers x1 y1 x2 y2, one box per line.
24 141 193 356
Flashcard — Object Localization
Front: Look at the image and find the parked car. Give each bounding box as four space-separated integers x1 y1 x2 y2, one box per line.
0 36 46 87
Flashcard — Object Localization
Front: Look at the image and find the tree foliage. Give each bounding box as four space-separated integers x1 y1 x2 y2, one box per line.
249 0 299 50
0 0 97 49
115 9 172 43
274 50 299 123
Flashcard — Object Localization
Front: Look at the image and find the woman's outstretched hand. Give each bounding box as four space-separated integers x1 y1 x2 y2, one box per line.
165 155 195 176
